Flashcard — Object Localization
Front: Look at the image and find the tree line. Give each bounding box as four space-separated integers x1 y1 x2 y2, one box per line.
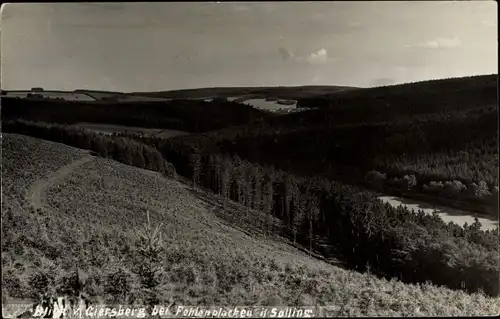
2 120 176 178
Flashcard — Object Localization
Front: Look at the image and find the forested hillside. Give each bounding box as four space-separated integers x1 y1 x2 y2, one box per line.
145 75 498 216
1 97 269 133
297 74 497 114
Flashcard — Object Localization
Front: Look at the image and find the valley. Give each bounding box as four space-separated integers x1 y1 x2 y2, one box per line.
2 133 499 317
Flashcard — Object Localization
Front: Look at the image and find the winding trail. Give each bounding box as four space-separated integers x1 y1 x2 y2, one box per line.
26 155 94 211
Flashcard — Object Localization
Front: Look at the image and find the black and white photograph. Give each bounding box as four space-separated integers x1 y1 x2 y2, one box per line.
1 1 498 317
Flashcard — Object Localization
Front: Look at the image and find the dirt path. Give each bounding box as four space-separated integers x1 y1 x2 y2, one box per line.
26 155 94 211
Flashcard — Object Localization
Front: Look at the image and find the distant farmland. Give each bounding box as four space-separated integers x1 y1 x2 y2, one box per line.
2 91 96 101
2 90 171 103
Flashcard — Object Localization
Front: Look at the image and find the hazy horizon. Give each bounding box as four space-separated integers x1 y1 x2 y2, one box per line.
1 74 497 94
1 1 497 92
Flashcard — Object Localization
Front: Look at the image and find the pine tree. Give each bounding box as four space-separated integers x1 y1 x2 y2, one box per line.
207 153 217 193
291 193 305 245
190 151 202 189
131 144 146 169
221 156 232 205
251 165 263 211
284 174 298 230
262 170 275 236
309 194 321 256
232 158 246 205
213 154 223 195
243 161 254 213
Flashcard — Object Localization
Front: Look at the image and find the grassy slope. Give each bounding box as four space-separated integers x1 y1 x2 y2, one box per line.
2 134 499 316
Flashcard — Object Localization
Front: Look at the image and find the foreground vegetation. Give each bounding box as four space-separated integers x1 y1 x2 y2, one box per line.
2 134 499 316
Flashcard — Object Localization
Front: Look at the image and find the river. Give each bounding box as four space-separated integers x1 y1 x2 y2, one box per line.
378 196 498 231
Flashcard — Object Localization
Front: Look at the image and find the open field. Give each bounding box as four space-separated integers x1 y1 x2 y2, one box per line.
2 91 96 102
3 133 499 316
240 98 296 111
1 90 171 103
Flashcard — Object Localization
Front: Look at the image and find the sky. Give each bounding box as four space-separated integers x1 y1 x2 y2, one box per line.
0 1 497 92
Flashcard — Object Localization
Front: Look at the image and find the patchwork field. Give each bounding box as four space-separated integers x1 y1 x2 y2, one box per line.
2 133 500 317
2 91 96 102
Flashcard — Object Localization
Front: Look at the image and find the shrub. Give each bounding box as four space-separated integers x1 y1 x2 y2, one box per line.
365 170 386 189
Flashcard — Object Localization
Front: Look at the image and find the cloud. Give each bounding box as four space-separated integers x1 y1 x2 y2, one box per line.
259 3 277 12
78 3 127 12
311 75 323 84
405 36 462 49
278 46 293 61
307 48 328 64
278 47 330 65
482 20 496 28
231 4 251 13
347 21 362 29
312 13 325 20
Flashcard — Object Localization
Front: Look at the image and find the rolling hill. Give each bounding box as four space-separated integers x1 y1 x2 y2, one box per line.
129 85 360 100
2 133 499 316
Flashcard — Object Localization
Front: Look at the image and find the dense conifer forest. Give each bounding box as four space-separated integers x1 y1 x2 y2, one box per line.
0 97 269 133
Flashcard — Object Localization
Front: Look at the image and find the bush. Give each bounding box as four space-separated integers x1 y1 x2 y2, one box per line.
365 170 386 189
474 181 492 199
442 180 466 197
403 174 417 190
163 162 177 179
